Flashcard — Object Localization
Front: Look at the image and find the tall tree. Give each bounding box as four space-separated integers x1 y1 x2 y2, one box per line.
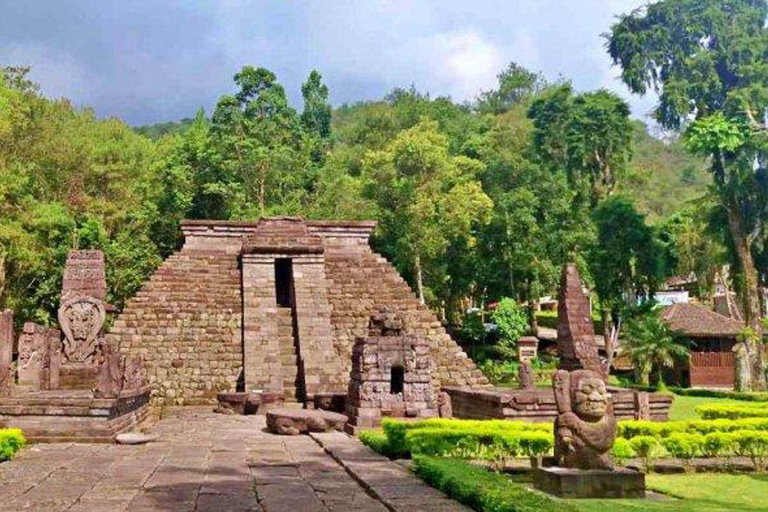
529 84 633 204
211 66 301 216
608 0 768 389
477 62 544 115
589 196 665 367
363 120 493 305
301 70 332 139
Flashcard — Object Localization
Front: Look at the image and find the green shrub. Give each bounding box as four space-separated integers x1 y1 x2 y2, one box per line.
358 430 393 457
612 437 635 465
672 388 768 402
0 428 25 461
662 433 703 472
412 456 577 512
618 417 768 438
629 435 661 472
696 404 768 420
381 418 551 458
492 298 528 357
731 430 768 471
702 432 734 458
406 428 552 470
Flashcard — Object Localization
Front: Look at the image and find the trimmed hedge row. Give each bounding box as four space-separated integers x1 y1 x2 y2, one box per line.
0 428 25 461
412 456 577 512
618 418 768 438
380 418 551 458
696 404 768 420
406 428 552 469
615 431 768 471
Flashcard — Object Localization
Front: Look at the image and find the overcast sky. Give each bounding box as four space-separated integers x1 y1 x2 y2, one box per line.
0 0 656 126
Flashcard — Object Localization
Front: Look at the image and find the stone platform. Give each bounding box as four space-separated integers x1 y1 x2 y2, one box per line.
444 386 673 422
533 467 645 499
0 387 150 442
266 408 348 435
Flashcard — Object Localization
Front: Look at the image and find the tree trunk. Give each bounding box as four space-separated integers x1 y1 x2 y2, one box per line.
527 278 539 337
258 161 267 216
725 203 765 390
415 254 425 305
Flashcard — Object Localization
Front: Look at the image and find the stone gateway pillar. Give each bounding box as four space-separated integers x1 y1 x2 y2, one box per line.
0 310 13 393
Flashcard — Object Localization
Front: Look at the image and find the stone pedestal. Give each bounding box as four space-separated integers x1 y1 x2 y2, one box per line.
533 467 645 499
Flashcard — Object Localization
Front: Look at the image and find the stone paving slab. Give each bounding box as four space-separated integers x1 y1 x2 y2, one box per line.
311 431 473 512
0 408 469 512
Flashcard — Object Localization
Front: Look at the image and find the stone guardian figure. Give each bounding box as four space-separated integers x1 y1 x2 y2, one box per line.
553 369 616 470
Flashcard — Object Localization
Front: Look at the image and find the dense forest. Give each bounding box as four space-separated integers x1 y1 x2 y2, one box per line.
1 0 767 390
0 62 707 324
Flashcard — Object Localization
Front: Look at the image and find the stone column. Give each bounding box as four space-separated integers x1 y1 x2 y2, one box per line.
17 322 46 391
242 254 282 393
0 310 13 393
292 255 345 399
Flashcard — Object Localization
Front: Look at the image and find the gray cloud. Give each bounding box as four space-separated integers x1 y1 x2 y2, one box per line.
0 0 654 126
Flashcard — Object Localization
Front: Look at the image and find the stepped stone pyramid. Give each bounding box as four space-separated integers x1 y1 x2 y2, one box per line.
107 218 489 406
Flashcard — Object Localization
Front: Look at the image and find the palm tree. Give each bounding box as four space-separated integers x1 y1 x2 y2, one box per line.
623 311 688 388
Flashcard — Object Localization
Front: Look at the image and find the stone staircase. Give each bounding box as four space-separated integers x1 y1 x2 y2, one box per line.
276 307 300 403
107 249 242 406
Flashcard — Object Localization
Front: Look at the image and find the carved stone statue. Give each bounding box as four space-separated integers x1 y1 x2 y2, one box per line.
58 296 106 364
122 355 147 391
553 369 616 470
437 391 453 418
368 306 405 336
518 361 535 390
94 342 124 398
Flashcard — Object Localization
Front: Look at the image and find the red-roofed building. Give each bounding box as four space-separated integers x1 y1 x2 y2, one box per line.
661 303 745 388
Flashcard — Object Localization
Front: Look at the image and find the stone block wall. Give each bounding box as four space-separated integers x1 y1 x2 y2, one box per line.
311 223 489 389
107 248 242 405
291 256 346 397
242 254 284 395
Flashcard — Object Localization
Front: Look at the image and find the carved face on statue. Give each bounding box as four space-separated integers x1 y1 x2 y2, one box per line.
58 296 106 363
571 372 609 421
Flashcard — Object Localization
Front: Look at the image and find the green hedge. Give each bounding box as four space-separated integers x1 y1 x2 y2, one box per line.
412 456 577 512
380 418 551 458
696 404 768 420
406 428 553 468
358 430 395 457
0 428 25 461
618 418 768 438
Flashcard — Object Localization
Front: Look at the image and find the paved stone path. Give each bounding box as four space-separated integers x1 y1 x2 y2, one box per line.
0 408 469 512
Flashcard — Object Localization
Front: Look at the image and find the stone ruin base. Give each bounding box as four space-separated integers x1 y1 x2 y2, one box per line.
0 387 150 443
444 386 672 422
215 391 284 415
266 408 348 435
533 467 645 499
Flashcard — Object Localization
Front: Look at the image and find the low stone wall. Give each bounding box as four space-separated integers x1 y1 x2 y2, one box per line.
0 387 151 442
444 386 672 422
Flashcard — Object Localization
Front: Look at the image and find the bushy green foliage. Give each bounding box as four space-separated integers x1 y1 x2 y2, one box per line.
491 298 528 355
696 404 768 420
0 428 25 461
732 431 768 471
611 437 635 465
619 417 768 438
670 388 768 402
629 435 661 472
702 432 733 459
662 433 703 472
380 418 551 460
358 430 394 457
411 456 577 512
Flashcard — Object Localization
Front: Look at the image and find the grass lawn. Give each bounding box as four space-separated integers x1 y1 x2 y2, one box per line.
570 473 768 511
667 394 747 421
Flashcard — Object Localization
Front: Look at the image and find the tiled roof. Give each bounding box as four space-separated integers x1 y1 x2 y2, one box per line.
661 302 744 338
